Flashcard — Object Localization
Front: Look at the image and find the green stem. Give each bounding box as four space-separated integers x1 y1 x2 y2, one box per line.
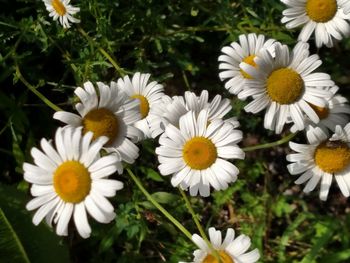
76 26 126 77
15 65 63 112
0 21 18 28
164 26 230 35
38 21 78 73
179 189 221 262
98 47 126 77
126 168 193 241
242 132 297 152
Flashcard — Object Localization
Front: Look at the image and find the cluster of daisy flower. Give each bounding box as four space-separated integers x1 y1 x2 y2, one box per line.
23 70 257 261
219 28 350 201
24 74 161 239
24 0 350 262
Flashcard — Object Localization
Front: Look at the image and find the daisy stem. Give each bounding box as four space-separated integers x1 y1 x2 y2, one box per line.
15 64 63 112
98 47 126 77
242 132 297 152
126 168 193 241
179 188 222 262
76 26 127 77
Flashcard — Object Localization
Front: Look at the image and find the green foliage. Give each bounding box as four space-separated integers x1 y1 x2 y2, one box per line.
0 184 70 263
1 0 350 262
0 207 30 263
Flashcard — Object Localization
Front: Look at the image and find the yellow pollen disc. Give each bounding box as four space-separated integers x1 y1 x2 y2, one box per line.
267 68 304 104
240 55 257 79
309 103 329 119
131 94 150 119
52 0 67 16
53 161 91 203
306 0 337 23
82 108 118 146
314 141 350 173
202 251 234 263
182 137 217 170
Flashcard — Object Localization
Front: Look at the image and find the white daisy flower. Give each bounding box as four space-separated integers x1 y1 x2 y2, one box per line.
287 125 350 201
156 109 244 197
186 227 260 263
339 0 350 14
159 90 235 135
290 86 350 134
218 33 276 96
148 95 173 138
23 127 124 238
53 81 143 165
240 41 334 134
117 72 165 139
330 123 350 142
43 0 80 28
281 0 350 48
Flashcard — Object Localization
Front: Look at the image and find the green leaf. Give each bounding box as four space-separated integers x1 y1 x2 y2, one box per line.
138 200 155 210
272 196 294 217
212 181 244 208
300 221 336 263
246 8 259 18
0 184 70 263
0 207 30 263
320 249 350 263
278 213 309 262
144 168 164 182
151 192 179 205
154 39 163 53
10 121 24 171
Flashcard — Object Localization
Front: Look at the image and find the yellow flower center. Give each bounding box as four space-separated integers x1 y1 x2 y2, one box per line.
182 137 217 170
240 55 257 79
203 251 234 263
309 103 329 119
131 94 150 119
267 68 304 104
53 161 91 203
82 108 118 146
314 141 350 173
306 0 337 23
52 0 67 16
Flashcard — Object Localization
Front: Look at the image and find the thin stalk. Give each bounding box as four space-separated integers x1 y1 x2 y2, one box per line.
97 47 126 77
0 21 18 28
126 168 193 241
182 70 191 91
38 21 78 73
15 65 63 112
179 189 221 262
242 132 297 152
76 26 126 77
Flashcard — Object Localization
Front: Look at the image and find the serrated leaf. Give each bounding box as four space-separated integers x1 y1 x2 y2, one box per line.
300 222 336 263
273 196 294 217
278 213 308 262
